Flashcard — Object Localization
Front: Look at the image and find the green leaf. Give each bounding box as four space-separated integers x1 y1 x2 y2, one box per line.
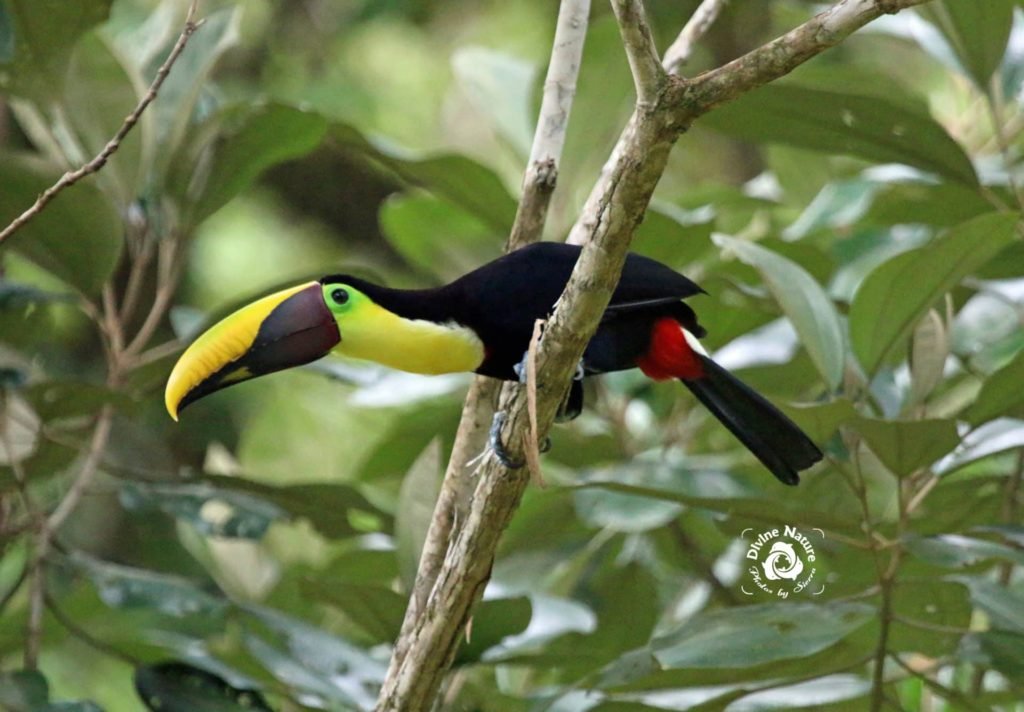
0 5 13 63
119 481 285 540
451 46 536 156
918 0 1016 89
181 102 328 226
149 6 241 172
779 399 858 445
395 439 442 590
242 605 385 709
332 121 518 232
960 579 1024 633
906 534 1024 569
633 203 714 269
961 631 1024 684
907 309 949 408
849 212 1018 376
712 234 845 389
201 474 390 539
0 155 122 296
965 348 1024 425
134 662 272 712
456 596 533 664
302 578 406 643
854 416 959 477
652 602 873 669
0 670 49 711
380 192 503 282
571 479 862 537
70 553 227 619
865 181 994 228
64 31 143 208
0 0 114 100
703 84 978 186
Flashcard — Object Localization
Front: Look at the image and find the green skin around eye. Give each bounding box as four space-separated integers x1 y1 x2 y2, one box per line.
322 284 358 315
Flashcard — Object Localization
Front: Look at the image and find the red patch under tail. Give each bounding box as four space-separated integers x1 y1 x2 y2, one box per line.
636 317 705 381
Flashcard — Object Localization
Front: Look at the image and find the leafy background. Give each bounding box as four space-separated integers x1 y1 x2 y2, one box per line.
1 0 1023 710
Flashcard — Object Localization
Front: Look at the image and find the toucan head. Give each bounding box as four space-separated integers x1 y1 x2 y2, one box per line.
164 276 368 420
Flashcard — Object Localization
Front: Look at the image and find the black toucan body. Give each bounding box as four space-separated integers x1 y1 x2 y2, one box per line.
165 243 822 485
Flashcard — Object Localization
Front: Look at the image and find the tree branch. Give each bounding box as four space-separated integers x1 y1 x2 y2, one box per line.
609 0 665 108
662 0 731 74
381 0 591 689
378 1 932 709
0 1 202 245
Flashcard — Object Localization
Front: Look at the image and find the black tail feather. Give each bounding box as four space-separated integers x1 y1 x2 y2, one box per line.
682 356 822 486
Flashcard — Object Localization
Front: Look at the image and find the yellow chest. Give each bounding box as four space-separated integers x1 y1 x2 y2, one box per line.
334 302 484 375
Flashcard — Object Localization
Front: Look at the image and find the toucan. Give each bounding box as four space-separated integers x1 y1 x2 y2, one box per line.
165 242 822 484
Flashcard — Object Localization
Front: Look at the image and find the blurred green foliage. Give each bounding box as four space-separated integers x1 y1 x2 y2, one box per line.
1 0 1023 710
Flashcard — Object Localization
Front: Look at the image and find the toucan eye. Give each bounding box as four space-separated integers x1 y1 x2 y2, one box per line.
331 288 349 306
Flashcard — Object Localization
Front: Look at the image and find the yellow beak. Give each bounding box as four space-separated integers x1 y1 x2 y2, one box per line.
165 282 340 420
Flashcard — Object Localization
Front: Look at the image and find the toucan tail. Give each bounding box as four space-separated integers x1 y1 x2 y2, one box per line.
681 356 822 486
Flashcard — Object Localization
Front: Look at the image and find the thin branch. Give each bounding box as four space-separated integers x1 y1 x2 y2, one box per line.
124 238 182 356
609 0 665 108
663 0 731 74
46 405 114 533
383 0 591 684
509 0 591 249
0 1 202 245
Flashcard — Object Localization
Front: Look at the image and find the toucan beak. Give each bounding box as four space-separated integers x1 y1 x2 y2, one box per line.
165 282 339 420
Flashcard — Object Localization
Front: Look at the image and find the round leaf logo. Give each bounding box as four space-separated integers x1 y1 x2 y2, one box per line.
741 525 825 598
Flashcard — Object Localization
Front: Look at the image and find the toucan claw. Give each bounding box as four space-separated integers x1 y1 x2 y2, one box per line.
489 411 525 469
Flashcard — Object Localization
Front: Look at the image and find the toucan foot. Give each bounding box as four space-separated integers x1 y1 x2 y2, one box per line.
556 365 586 423
489 411 525 468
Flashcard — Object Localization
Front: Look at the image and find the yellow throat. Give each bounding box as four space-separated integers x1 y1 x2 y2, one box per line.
336 300 484 375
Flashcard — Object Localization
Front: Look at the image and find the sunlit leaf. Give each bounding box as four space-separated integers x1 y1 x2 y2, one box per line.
703 84 978 186
180 102 328 226
849 212 1017 376
332 121 518 232
70 553 228 619
779 399 857 444
906 534 1024 569
965 348 1024 425
917 0 1015 89
652 602 873 669
202 474 390 539
854 416 959 477
712 234 844 389
134 662 272 712
380 192 503 282
960 579 1024 634
452 46 536 156
907 309 948 408
149 6 241 174
120 482 284 540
